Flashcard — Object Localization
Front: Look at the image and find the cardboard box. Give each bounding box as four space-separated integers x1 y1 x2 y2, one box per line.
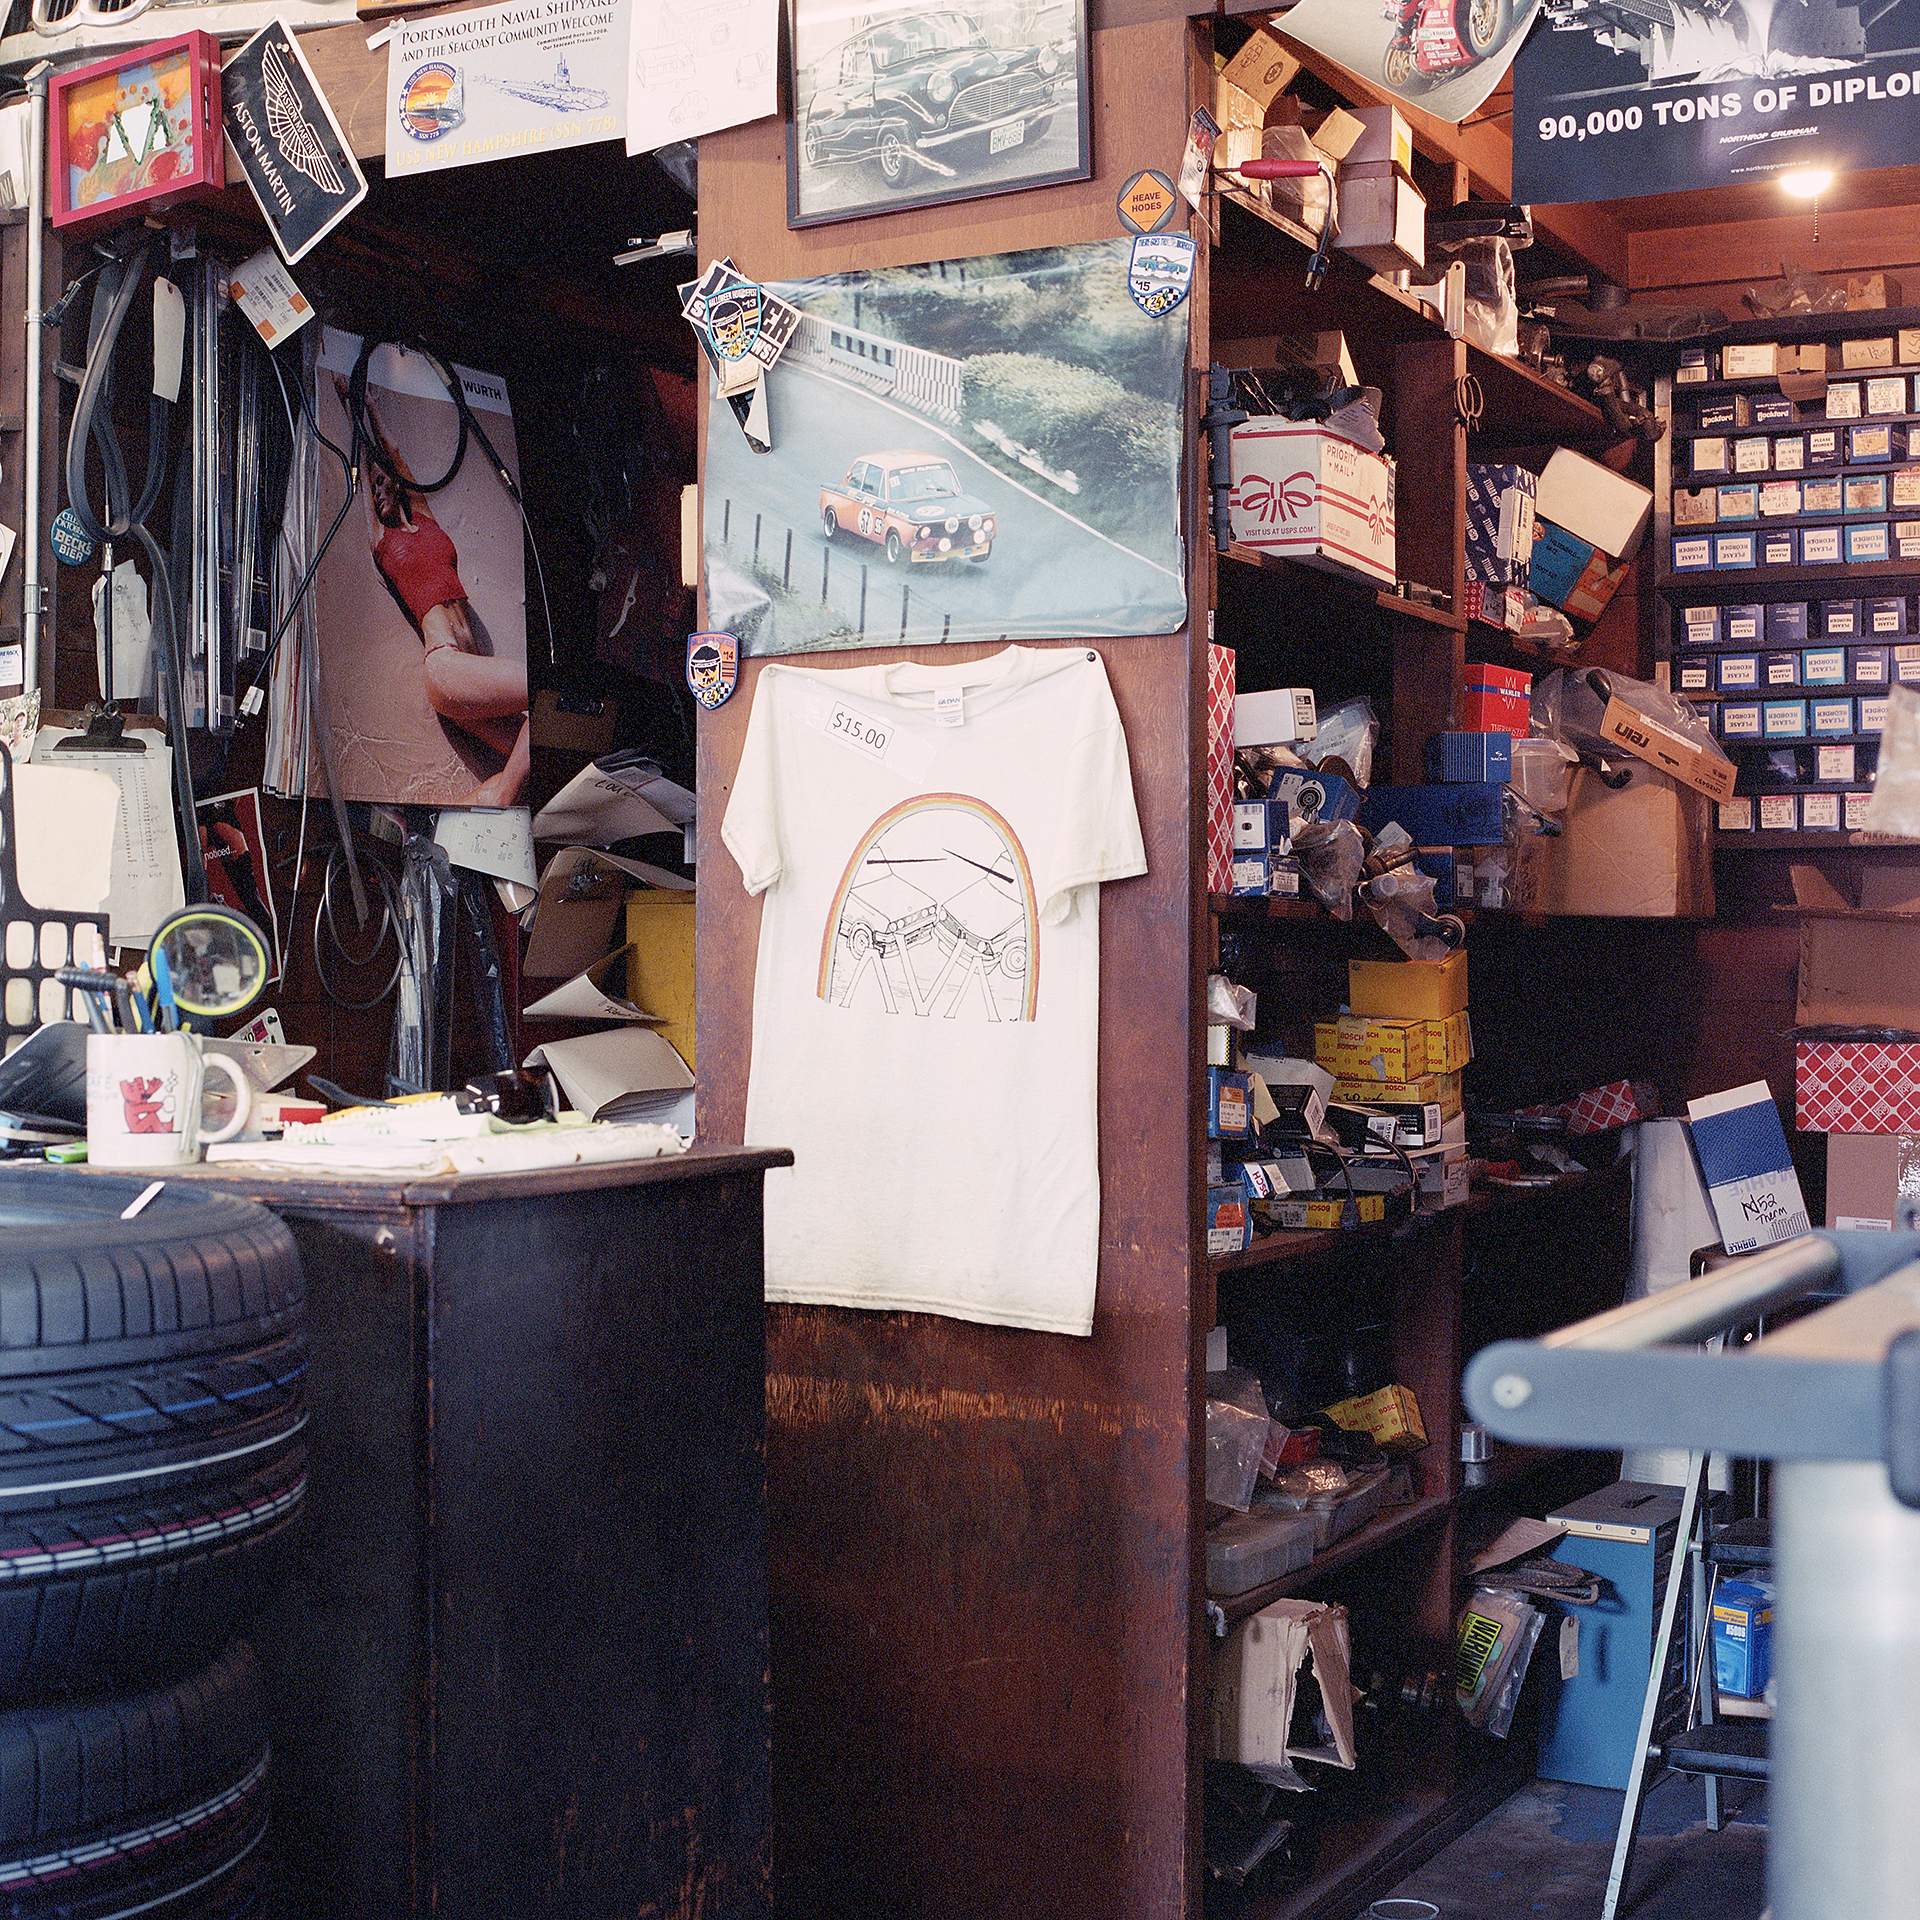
1596 695 1738 803
1315 1015 1429 1083
1535 446 1653 560
1234 685 1318 747
1847 272 1901 310
1334 160 1424 275
1464 463 1537 586
1218 27 1301 118
1268 1194 1386 1230
1228 422 1396 585
1672 485 1718 528
1341 103 1412 174
1324 1383 1427 1456
1207 644 1234 894
1458 663 1532 733
1797 912 1920 1027
624 890 697 1072
1206 1183 1252 1257
1826 1131 1920 1230
1711 1579 1773 1698
1722 342 1777 378
1843 335 1897 368
1332 1070 1463 1118
1348 950 1469 1020
1797 1040 1920 1132
1779 342 1830 404
1511 763 1715 918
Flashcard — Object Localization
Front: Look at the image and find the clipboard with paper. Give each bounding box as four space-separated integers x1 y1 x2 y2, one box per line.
522 844 692 977
531 750 696 847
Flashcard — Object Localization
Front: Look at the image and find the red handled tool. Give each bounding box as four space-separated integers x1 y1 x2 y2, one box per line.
1214 157 1335 289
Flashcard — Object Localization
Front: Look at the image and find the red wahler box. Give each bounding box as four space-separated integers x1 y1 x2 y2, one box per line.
1796 1040 1920 1133
1460 663 1532 732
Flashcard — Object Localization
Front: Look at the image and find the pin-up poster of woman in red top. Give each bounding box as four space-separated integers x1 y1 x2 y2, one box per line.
311 332 531 808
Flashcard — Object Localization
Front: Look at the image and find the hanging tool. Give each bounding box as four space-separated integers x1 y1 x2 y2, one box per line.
1216 157 1336 290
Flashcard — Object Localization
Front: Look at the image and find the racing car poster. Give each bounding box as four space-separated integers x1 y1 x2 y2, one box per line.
701 239 1188 654
1272 0 1544 126
786 0 1089 226
1511 0 1920 204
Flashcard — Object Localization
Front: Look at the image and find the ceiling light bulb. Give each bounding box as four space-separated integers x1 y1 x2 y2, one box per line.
1780 168 1834 199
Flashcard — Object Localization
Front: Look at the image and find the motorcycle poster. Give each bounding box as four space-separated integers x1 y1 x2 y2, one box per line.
1511 0 1920 205
1272 0 1544 126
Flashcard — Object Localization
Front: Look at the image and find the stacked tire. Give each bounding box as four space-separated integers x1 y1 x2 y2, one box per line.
0 1171 307 1919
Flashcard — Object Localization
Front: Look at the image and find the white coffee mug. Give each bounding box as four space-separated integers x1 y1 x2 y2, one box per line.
85 1032 253 1168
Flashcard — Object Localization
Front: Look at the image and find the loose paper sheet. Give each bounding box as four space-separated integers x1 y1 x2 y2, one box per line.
531 758 696 845
12 764 117 914
626 0 778 155
28 729 185 943
523 944 664 1022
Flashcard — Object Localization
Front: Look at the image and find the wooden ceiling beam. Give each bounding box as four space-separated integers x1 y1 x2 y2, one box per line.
1628 202 1920 291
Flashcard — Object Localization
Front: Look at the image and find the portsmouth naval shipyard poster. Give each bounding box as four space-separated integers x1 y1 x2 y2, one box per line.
1512 0 1920 204
385 0 625 175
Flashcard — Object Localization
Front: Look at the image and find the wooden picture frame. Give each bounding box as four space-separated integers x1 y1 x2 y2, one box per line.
786 0 1090 229
50 30 225 240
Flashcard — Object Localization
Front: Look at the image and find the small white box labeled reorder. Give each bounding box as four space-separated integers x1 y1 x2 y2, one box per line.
1234 686 1319 747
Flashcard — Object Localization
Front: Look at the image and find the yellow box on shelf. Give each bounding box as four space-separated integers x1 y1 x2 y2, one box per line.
1347 950 1468 1020
625 891 696 1072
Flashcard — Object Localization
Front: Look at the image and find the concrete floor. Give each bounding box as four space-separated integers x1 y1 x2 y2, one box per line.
1371 1772 1767 1920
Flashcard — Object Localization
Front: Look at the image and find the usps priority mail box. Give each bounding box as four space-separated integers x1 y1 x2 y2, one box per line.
1227 422 1396 586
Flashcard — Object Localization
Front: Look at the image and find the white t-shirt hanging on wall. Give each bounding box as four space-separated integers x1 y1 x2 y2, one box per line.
722 644 1147 1336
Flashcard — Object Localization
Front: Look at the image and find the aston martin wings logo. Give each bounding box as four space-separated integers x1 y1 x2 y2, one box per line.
262 41 346 197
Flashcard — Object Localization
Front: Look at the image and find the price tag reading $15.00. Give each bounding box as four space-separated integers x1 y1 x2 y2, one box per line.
826 701 895 762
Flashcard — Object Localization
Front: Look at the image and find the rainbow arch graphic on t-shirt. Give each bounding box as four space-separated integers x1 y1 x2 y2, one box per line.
817 793 1040 1023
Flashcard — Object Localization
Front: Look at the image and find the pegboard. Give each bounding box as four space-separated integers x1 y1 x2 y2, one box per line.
0 745 107 1051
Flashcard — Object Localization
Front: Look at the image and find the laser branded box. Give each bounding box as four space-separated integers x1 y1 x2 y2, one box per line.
1763 698 1809 739
1763 651 1801 688
1724 603 1763 644
1811 698 1856 737
1869 596 1910 635
1848 522 1891 563
1801 645 1847 685
1800 790 1842 830
1683 604 1721 645
1774 433 1806 472
1825 598 1863 637
1765 600 1810 643
1759 528 1797 567
1851 644 1890 682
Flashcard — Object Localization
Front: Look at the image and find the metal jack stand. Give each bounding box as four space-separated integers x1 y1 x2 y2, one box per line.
1465 1230 1920 1920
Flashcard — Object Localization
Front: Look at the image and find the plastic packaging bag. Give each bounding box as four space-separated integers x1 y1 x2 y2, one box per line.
1208 974 1257 1031
1456 1586 1546 1738
1303 696 1378 790
1206 1394 1273 1512
1433 235 1518 358
1258 125 1335 236
1744 262 1847 319
1861 684 1920 836
1291 819 1364 921
1531 666 1722 761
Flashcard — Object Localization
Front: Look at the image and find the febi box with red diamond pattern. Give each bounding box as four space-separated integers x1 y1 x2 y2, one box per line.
1796 1040 1920 1132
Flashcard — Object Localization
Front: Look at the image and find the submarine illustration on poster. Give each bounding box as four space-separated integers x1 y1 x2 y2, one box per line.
478 55 610 112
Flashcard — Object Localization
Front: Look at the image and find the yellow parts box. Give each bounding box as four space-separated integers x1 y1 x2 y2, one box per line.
1315 1015 1428 1084
1347 949 1469 1020
1332 1070 1463 1118
625 890 696 1072
1324 1383 1428 1456
1269 1194 1386 1230
1423 1008 1474 1073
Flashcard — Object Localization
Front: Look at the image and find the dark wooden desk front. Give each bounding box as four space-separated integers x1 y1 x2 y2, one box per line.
192 1145 790 1920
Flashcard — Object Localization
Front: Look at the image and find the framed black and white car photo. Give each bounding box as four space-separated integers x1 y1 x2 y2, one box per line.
786 0 1090 228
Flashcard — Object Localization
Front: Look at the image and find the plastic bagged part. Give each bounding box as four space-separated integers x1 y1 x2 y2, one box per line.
1209 973 1257 1031
1455 1585 1545 1739
1257 125 1336 237
1432 234 1518 358
1860 684 1920 837
1290 818 1364 920
1207 1394 1273 1512
1744 262 1847 319
1510 735 1578 813
1304 696 1378 789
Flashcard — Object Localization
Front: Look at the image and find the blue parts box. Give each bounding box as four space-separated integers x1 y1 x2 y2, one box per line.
1682 604 1721 645
1719 701 1763 739
1764 651 1800 688
1811 698 1856 737
1861 695 1891 733
1268 766 1361 826
1765 600 1809 642
1801 475 1844 515
1851 423 1894 463
1807 427 1843 466
1676 658 1712 694
1233 798 1290 853
1717 654 1759 690
1848 522 1891 563
1357 783 1505 847
1752 396 1800 427
1724 603 1762 643
1802 646 1847 686
1869 596 1909 635
1848 473 1891 515
1426 732 1512 783
1714 531 1758 568
1672 534 1713 572
1897 644 1920 683
1851 644 1890 683
1209 1067 1253 1140
1711 1580 1773 1699
1774 433 1806 471
1760 528 1798 567
1717 483 1759 520
1801 525 1844 564
1528 519 1601 606
1825 598 1863 637
1696 398 1741 431
1763 699 1809 738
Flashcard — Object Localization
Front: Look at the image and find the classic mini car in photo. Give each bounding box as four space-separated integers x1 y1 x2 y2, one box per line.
800 10 1064 186
821 450 996 563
